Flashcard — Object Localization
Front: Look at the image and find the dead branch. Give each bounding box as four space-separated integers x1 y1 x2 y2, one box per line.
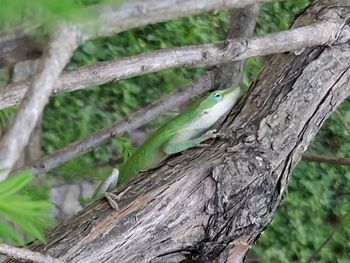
19 3 262 177
0 0 276 179
0 20 340 110
0 0 274 70
0 244 62 263
82 0 278 41
16 5 347 177
302 153 350 165
0 24 81 181
220 3 260 87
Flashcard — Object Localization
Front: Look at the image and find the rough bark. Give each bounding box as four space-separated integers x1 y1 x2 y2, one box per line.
6 1 350 262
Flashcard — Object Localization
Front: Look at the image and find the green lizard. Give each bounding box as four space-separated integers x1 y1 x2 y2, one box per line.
93 87 241 204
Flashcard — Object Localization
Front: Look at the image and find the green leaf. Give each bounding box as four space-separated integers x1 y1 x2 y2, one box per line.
0 170 32 198
0 171 53 244
0 220 23 244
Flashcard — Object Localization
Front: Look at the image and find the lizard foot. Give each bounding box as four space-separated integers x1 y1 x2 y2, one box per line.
104 192 120 210
197 130 218 147
104 186 131 210
202 129 218 140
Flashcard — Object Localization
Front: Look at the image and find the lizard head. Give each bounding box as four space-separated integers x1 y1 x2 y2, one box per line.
194 87 241 130
199 87 241 117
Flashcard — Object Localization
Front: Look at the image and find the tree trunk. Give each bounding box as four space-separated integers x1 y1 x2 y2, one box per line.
8 1 350 262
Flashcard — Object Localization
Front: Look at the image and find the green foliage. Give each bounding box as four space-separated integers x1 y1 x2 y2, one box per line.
0 170 54 244
0 0 122 34
0 107 16 130
114 137 136 163
256 0 310 34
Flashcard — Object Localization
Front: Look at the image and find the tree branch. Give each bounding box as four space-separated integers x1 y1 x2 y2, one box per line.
17 3 262 178
14 4 260 177
0 20 340 109
15 11 345 177
0 244 62 263
219 3 260 88
0 0 274 64
302 153 350 165
0 24 81 181
82 0 278 41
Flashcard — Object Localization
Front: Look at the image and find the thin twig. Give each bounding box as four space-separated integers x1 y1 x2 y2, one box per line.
0 244 62 263
0 21 339 109
83 0 277 41
335 110 350 136
302 153 350 165
305 225 339 263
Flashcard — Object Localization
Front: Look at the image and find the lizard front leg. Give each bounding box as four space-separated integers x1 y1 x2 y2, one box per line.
164 129 217 154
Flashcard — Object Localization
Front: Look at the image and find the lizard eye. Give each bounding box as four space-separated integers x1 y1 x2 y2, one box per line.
212 92 221 101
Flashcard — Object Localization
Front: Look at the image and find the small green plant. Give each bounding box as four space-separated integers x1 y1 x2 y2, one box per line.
0 170 54 244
